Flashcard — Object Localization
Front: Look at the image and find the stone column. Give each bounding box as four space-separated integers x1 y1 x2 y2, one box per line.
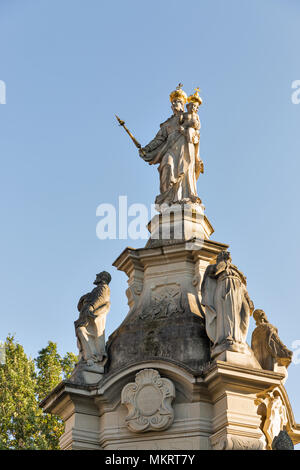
41 383 101 450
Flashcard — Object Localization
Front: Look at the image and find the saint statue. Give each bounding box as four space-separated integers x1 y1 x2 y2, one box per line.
251 309 293 370
201 251 254 357
139 84 204 207
74 271 111 370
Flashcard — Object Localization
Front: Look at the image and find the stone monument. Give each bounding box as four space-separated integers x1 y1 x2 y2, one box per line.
41 84 300 450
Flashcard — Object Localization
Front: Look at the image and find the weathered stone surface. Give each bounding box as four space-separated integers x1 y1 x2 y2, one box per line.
107 239 228 375
212 435 264 450
272 430 294 450
107 301 210 373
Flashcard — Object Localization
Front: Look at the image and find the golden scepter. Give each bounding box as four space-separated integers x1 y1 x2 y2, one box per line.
115 115 146 156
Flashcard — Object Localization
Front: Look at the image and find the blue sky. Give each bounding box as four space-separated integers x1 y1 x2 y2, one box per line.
1 0 300 426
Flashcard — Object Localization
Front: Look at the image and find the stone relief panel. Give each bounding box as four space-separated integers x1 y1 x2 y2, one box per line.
224 436 264 450
140 283 183 320
121 369 175 433
211 434 264 450
106 438 207 450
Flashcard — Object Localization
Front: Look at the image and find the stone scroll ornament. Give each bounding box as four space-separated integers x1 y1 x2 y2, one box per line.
121 369 175 433
201 250 254 358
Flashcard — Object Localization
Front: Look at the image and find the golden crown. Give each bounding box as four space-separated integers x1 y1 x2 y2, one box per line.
187 87 202 106
169 83 188 104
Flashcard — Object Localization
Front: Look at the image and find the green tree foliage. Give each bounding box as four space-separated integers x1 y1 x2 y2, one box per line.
0 335 77 450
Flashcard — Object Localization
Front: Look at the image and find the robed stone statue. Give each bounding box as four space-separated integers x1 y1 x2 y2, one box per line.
201 251 254 357
251 309 293 371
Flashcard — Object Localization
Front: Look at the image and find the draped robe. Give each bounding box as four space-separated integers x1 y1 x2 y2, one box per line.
75 283 110 363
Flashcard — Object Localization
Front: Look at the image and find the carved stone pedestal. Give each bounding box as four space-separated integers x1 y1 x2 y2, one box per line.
81 368 104 385
215 348 261 369
147 203 214 248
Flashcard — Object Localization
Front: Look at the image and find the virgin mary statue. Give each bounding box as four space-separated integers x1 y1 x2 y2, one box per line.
139 85 204 207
